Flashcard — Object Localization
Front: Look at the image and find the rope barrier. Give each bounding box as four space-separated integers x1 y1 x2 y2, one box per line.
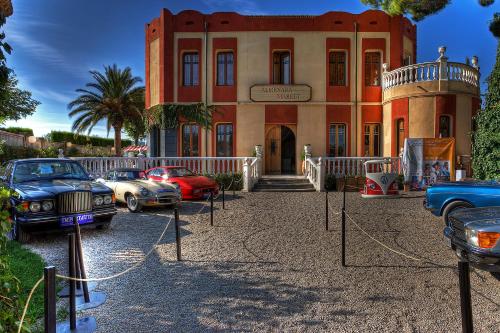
56 216 173 282
17 276 44 333
344 212 422 262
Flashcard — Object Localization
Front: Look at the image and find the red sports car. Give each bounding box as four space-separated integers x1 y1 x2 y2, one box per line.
146 166 219 200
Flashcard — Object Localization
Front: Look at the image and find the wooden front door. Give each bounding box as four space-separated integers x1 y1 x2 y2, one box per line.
265 125 281 174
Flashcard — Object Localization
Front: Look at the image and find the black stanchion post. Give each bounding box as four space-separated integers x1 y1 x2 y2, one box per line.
325 189 329 231
458 260 473 333
74 220 90 303
222 186 225 210
174 207 181 261
341 177 346 267
44 266 56 333
68 233 77 330
210 191 214 226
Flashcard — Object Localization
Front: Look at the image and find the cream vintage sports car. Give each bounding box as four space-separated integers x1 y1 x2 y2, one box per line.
96 168 181 212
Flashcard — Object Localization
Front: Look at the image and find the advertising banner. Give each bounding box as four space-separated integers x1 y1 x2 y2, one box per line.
402 138 455 190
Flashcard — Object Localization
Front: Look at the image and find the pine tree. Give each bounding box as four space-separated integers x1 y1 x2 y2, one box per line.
472 44 500 180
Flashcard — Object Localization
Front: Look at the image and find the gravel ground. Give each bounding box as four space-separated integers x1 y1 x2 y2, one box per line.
25 192 500 333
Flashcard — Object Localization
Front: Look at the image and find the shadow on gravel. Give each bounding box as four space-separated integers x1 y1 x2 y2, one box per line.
123 256 360 331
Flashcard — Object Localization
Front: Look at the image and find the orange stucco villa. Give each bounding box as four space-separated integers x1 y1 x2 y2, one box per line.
145 9 480 175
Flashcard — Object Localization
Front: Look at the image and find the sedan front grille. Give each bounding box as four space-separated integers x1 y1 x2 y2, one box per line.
57 191 93 214
449 216 466 242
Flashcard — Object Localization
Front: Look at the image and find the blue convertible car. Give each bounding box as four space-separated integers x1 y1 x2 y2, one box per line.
1 158 117 242
424 180 500 224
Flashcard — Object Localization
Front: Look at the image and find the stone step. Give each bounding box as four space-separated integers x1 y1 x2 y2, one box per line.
253 187 316 192
254 183 314 189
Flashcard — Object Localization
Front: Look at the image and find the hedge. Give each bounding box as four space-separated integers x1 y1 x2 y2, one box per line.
47 131 132 147
0 127 34 136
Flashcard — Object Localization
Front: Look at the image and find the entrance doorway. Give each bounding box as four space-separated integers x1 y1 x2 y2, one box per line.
265 125 296 174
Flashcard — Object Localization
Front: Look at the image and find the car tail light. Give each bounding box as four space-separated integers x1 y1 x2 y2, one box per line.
477 232 500 249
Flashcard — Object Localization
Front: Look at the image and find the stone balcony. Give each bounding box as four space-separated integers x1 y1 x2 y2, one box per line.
382 47 480 103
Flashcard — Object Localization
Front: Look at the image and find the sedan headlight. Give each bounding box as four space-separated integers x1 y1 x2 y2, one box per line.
42 200 53 211
103 195 113 205
466 228 500 249
29 202 41 212
93 195 104 206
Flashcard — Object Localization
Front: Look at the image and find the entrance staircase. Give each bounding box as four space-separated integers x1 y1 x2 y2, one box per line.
253 176 316 192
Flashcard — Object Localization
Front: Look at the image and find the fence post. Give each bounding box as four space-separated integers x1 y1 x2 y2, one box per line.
44 266 56 333
318 157 325 192
341 177 346 267
325 190 329 231
242 158 251 192
210 191 214 227
174 208 181 261
458 260 473 333
68 234 77 330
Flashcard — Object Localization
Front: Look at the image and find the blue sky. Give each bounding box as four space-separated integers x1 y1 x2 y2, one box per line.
4 0 499 137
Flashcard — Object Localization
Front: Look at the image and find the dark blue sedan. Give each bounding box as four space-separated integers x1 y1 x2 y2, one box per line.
424 180 500 225
1 158 117 242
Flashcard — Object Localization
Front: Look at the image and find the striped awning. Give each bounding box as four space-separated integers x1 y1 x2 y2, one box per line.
123 145 148 152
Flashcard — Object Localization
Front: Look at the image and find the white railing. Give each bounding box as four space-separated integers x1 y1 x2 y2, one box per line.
324 157 402 177
304 157 324 191
71 156 261 192
382 60 479 91
244 157 262 192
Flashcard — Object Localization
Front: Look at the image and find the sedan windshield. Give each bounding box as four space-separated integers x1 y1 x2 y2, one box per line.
114 171 146 181
167 168 195 177
13 161 89 183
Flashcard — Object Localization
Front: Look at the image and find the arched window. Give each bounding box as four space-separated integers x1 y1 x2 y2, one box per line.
439 115 451 138
396 119 405 154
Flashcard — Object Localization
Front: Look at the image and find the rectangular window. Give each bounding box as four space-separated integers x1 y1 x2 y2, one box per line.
329 51 346 86
365 52 381 86
183 52 199 86
439 115 451 138
182 124 200 157
216 123 233 157
364 123 381 157
396 119 405 154
329 123 346 157
273 51 291 84
217 52 234 86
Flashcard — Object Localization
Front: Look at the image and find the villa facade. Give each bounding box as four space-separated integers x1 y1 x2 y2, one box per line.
145 9 480 175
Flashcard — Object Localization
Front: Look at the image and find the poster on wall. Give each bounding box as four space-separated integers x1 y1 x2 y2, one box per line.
402 138 455 190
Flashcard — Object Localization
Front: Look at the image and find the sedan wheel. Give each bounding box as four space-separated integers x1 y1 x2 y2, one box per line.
126 194 142 213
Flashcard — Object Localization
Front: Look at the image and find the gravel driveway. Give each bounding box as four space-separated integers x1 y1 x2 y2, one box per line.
26 192 500 332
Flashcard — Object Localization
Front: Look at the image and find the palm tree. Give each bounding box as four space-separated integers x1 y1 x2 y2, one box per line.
68 64 144 156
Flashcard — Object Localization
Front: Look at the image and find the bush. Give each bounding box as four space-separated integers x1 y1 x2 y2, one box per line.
205 173 243 191
47 131 131 147
325 174 336 191
0 144 60 163
0 127 34 136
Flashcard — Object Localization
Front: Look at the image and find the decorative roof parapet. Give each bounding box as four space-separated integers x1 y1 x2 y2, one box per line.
0 0 12 17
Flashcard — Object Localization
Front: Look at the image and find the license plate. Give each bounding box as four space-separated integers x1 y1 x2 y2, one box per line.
444 236 452 248
60 213 94 227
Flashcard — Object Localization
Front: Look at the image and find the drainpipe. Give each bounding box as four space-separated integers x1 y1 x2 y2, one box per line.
354 22 358 156
204 20 209 160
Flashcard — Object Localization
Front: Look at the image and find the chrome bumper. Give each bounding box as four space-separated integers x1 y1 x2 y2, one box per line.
17 207 117 225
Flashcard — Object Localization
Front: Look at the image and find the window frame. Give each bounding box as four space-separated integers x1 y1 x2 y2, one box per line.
328 50 348 87
181 123 200 157
182 51 199 87
215 122 234 157
364 51 382 87
439 114 452 138
328 123 347 157
364 123 381 157
272 50 292 85
216 51 235 86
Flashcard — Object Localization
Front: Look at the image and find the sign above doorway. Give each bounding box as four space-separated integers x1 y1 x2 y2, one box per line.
250 84 311 102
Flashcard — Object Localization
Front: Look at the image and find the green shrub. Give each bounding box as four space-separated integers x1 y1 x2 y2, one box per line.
204 172 243 191
325 174 336 191
0 127 34 136
47 131 131 147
